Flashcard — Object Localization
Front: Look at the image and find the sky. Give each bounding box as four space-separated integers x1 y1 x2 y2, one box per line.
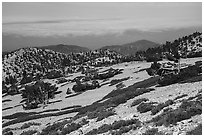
2 2 202 51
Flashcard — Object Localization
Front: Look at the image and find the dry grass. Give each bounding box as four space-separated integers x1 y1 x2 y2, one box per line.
150 99 202 126
86 119 141 135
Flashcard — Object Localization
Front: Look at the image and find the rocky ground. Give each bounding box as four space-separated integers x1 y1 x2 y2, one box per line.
2 57 202 135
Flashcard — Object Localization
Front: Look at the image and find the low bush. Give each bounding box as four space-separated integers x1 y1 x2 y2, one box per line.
97 69 123 80
72 80 100 93
40 117 89 135
87 107 116 122
66 88 72 95
116 82 126 89
3 131 13 135
111 119 141 130
150 100 202 126
46 70 63 79
109 77 129 86
158 65 200 86
20 130 38 135
20 122 41 129
61 123 82 135
143 128 164 135
86 119 141 135
110 88 152 107
151 100 174 115
57 78 68 84
40 120 71 135
131 98 149 107
158 74 179 86
186 124 202 135
2 128 12 135
79 118 89 125
96 110 116 122
146 55 162 62
137 102 156 113
86 129 98 135
111 126 132 135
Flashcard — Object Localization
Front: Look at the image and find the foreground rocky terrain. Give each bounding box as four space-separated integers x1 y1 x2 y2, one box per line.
2 57 202 135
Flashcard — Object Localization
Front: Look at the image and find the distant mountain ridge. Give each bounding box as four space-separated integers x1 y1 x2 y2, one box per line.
39 44 90 54
100 40 160 56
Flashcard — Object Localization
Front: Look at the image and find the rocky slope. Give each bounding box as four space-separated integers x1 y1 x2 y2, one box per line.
2 57 202 135
2 48 123 87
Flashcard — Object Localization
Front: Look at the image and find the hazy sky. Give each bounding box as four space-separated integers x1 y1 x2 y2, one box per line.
2 2 202 51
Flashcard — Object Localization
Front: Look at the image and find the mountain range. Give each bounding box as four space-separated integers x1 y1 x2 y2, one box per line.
33 40 160 56
100 40 160 56
3 39 160 56
39 44 90 54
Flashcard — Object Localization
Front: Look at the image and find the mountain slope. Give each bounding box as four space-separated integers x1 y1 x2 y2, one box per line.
100 40 160 56
2 47 123 85
39 44 90 54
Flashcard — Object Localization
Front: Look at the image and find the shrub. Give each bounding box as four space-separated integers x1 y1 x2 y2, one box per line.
85 128 98 135
3 131 13 135
158 74 179 86
109 88 152 107
110 94 127 106
111 126 132 135
20 122 41 129
87 107 116 122
151 100 174 115
86 119 141 135
143 128 164 135
111 119 141 130
137 102 156 113
61 123 81 135
109 77 129 86
20 75 33 85
72 80 100 93
96 110 116 122
158 65 200 86
79 118 89 125
151 100 202 126
131 98 149 107
66 88 72 95
116 82 126 89
2 128 12 135
146 68 155 76
146 55 162 62
46 70 63 79
97 68 123 80
57 78 68 84
186 124 202 135
40 120 70 135
20 130 38 135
